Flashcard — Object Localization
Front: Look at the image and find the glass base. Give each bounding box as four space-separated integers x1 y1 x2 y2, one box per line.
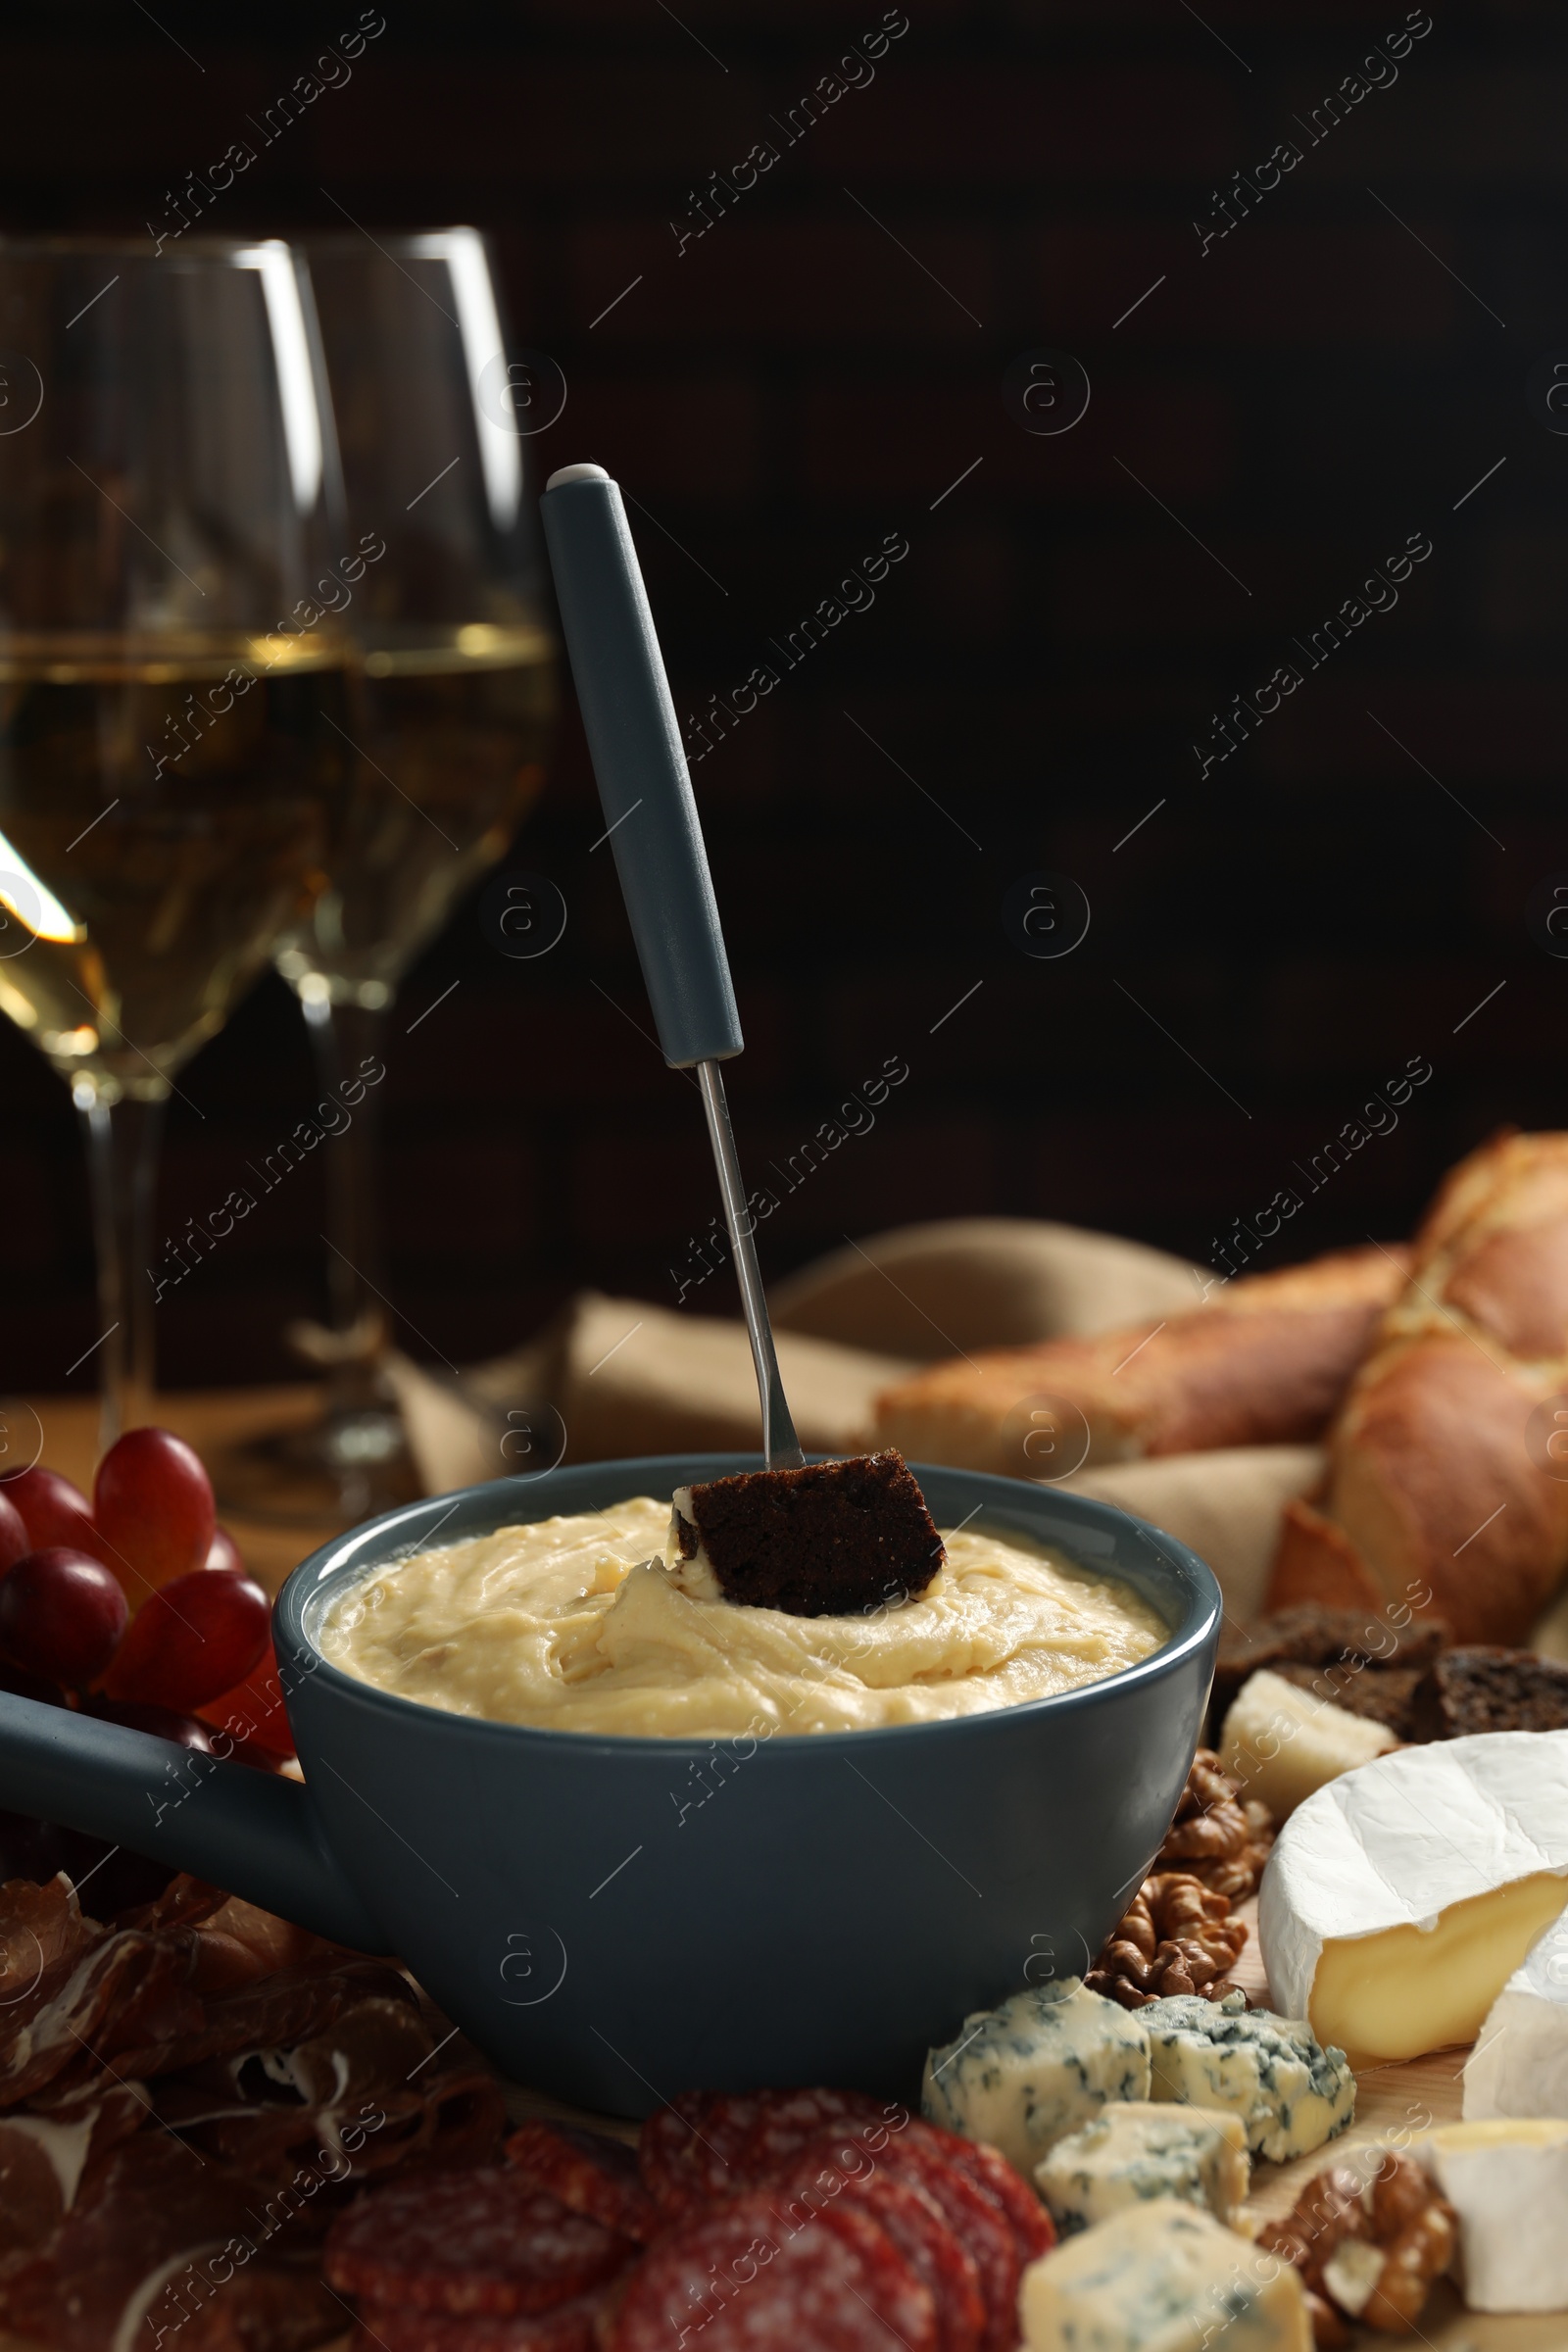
211 1399 421 1529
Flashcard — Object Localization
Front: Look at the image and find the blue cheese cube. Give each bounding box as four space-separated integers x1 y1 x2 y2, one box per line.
922 1979 1152 2175
1019 2197 1312 2350
1141 1990 1355 2163
1033 2102 1250 2237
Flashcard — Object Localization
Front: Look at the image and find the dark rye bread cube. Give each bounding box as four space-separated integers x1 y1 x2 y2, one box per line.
1209 1603 1450 1727
1408 1645 1568 1740
669 1449 945 1618
1269 1658 1432 1741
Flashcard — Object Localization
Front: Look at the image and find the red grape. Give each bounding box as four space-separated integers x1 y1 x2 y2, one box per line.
0 1548 127 1688
0 1490 28 1575
85 1694 218 1750
200 1634 296 1758
94 1428 216 1605
1 1467 99 1558
104 1567 270 1711
205 1525 246 1577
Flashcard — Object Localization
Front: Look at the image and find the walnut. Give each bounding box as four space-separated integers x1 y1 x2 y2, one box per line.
1085 1871 1249 2010
1258 2153 1455 2343
1155 1747 1275 1899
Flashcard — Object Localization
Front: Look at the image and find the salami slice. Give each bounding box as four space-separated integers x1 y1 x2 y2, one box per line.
353 2284 614 2352
612 2186 937 2352
640 2086 900 2219
916 2124 1054 2269
872 2127 1020 2352
324 2168 635 2316
638 2089 765 2218
733 2087 896 2184
506 2121 658 2242
767 2133 985 2352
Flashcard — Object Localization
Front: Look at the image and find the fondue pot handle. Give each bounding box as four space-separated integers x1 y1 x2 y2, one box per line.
0 1692 388 1951
539 461 744 1071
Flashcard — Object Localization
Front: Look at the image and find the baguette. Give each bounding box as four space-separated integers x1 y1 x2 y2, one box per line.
872 1244 1408 1477
1267 1130 1568 1643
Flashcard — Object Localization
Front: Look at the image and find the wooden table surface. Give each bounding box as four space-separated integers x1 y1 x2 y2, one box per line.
11 1390 1559 2350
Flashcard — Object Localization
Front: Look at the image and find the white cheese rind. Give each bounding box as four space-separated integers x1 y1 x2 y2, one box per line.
1464 1909 1568 2121
1032 2102 1249 2238
1418 2120 1568 2313
1258 1730 1568 2025
1140 1991 1355 2163
1018 2196 1312 2351
922 1978 1152 2175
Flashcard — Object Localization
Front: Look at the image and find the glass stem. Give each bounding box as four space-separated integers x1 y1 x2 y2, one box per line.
301 995 391 1421
78 1091 166 1456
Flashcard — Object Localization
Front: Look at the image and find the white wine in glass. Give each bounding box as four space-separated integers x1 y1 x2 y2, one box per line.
263 228 555 1518
0 239 354 1447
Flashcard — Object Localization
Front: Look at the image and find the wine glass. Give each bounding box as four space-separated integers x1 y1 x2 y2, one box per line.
263 226 555 1519
0 237 354 1450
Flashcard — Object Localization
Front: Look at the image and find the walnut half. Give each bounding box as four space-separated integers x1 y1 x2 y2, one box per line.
1155 1746 1275 1899
1085 1871 1249 2011
1256 2153 1456 2344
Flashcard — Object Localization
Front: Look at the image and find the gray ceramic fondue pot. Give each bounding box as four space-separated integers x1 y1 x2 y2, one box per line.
0 1455 1220 2115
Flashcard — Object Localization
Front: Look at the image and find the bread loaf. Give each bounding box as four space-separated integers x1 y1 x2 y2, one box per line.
872 1244 1408 1477
1267 1131 1568 1643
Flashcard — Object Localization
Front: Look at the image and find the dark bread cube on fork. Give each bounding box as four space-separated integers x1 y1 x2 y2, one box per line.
668 1449 946 1618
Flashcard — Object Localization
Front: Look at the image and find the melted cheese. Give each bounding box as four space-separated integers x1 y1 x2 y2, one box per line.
319 1496 1164 1738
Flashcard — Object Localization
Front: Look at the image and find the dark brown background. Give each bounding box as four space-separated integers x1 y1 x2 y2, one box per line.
4 0 1565 1392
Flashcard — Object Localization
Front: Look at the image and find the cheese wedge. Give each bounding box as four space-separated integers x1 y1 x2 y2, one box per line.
1418 2119 1568 2312
922 1979 1152 2175
1258 1730 1568 2067
1219 1668 1399 1822
1464 1908 1568 2120
1139 1991 1354 2162
1018 2197 1311 2350
1032 2102 1250 2237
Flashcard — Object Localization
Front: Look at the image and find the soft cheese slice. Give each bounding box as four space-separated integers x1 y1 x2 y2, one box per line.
1032 2101 1249 2238
922 1978 1151 2175
1018 2196 1311 2351
1258 1729 1568 2068
1220 1668 1398 1822
1464 1909 1568 2120
1418 2119 1568 2313
1139 1991 1354 2162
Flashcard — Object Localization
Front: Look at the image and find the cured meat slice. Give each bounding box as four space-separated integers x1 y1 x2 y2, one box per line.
766 2133 985 2352
872 2126 1021 2352
506 2120 657 2242
0 2133 336 2352
638 2089 763 2217
353 2283 616 2352
915 2122 1054 2268
324 2168 635 2316
0 2082 146 2261
734 2087 896 2184
112 1953 416 2082
612 2187 937 2352
638 2086 895 2218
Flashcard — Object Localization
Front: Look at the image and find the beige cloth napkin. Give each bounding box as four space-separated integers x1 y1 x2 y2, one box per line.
387 1214 1568 1648
385 1217 1202 1491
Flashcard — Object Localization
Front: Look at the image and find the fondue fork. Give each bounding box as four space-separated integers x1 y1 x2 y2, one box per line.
540 464 805 1471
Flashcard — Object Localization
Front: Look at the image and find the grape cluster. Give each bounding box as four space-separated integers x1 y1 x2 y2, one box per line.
0 1428 281 1750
